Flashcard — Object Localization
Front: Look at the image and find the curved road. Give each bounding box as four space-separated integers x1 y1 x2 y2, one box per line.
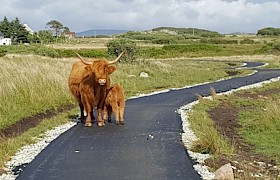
16 62 280 180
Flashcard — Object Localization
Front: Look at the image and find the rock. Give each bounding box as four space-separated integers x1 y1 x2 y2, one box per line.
214 163 234 180
140 72 149 78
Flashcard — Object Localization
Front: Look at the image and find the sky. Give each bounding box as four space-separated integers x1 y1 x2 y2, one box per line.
0 0 280 34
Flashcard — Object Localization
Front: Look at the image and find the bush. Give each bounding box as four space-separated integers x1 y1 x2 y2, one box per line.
107 38 138 63
151 38 176 44
258 42 280 55
201 38 238 44
0 48 6 57
240 38 255 44
162 44 221 53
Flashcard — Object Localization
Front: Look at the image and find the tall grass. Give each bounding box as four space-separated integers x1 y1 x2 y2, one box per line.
112 60 231 97
0 55 74 129
188 98 235 156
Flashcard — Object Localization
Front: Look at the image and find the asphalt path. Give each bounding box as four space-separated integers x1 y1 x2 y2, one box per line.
16 62 280 180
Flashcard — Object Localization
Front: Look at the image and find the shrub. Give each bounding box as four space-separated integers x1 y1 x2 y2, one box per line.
151 38 176 44
162 44 221 53
107 38 138 63
202 38 238 44
0 48 6 57
240 38 255 44
258 42 280 54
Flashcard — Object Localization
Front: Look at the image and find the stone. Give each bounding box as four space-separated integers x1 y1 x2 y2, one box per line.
140 72 149 78
214 163 234 180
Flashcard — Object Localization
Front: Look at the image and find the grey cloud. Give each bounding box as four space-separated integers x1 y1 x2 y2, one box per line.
1 0 280 33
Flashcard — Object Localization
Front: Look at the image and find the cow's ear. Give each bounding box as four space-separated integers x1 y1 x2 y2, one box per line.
107 66 116 74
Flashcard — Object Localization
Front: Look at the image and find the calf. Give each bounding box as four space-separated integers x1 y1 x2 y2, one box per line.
104 84 125 125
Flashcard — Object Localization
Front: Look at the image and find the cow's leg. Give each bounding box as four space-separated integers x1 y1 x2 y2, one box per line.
97 108 105 127
83 100 93 127
111 103 119 125
79 101 85 123
107 106 112 123
90 108 95 123
76 95 85 123
104 106 112 123
119 100 125 125
119 108 125 125
103 106 108 123
85 107 93 127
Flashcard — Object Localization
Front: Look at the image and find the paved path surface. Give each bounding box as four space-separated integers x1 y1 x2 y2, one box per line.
17 63 280 180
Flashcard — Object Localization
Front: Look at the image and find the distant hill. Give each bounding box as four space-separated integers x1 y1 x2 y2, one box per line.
152 27 222 37
76 29 129 37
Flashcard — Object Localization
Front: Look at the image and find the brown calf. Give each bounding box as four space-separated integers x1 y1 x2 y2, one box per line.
104 84 125 125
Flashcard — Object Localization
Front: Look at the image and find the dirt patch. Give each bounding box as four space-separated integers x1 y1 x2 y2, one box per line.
0 104 75 139
226 70 240 76
205 88 280 179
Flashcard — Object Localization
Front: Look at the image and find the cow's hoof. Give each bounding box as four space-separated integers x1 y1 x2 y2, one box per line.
85 122 92 127
116 121 119 125
121 121 125 125
98 122 105 127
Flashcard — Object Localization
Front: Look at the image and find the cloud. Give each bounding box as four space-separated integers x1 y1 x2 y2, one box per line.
0 0 280 33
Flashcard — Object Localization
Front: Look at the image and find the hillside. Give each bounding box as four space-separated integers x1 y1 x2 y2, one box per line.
151 27 222 37
76 29 128 37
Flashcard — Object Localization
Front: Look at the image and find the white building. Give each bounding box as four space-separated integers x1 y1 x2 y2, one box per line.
23 24 34 35
0 31 11 45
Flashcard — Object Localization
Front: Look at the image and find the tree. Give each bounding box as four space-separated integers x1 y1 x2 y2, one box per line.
27 32 40 44
38 30 53 44
0 17 29 43
10 17 29 43
0 17 11 37
257 27 280 36
46 20 64 37
63 26 70 33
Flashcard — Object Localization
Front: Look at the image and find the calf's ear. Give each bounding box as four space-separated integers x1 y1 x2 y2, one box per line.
107 66 116 74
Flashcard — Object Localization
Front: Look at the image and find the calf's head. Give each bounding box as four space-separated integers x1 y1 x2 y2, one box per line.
77 52 124 85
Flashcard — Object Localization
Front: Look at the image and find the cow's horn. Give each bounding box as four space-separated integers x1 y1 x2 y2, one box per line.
108 52 125 65
75 52 93 65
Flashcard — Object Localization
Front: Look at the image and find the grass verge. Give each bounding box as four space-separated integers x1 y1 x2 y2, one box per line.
188 81 280 178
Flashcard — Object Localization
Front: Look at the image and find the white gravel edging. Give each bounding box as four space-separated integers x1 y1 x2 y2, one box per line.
0 122 76 180
179 75 280 180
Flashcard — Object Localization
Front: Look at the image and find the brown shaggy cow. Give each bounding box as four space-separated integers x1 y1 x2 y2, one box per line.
68 52 124 127
104 84 125 125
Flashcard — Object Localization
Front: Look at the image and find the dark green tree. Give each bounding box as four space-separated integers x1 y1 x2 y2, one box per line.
0 16 11 37
257 27 280 36
0 17 29 43
46 20 64 37
10 17 29 43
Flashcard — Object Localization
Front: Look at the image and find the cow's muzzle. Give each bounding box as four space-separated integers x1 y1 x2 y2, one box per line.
98 79 106 85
